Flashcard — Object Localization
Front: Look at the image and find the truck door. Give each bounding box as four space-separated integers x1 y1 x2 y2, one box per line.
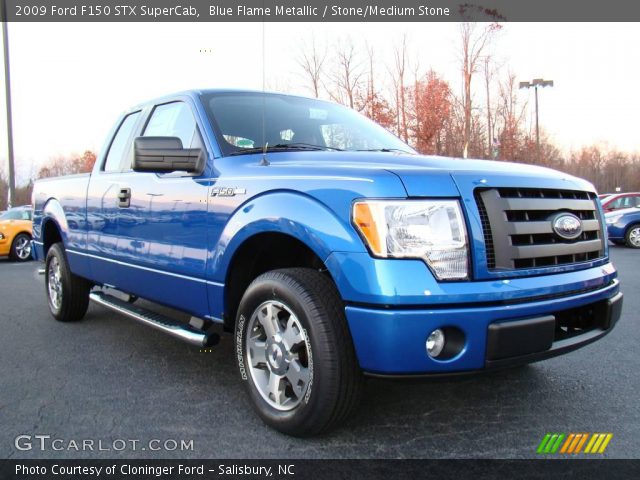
114 101 211 319
86 110 143 288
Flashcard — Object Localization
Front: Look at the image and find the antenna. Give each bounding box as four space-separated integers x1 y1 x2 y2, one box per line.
259 11 269 167
260 142 270 166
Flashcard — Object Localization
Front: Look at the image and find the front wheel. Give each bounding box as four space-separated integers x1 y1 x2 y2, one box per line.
45 243 91 322
235 268 362 436
625 225 640 248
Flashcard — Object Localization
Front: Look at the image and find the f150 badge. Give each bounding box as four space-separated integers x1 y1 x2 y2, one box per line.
211 187 247 197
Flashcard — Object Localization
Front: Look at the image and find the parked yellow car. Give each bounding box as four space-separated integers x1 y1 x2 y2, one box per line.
0 206 33 261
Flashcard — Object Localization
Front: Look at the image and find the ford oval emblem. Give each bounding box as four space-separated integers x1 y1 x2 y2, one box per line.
552 213 583 240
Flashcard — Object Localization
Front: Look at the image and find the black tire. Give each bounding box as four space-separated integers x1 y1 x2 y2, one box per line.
9 233 32 262
625 224 640 249
45 243 91 322
235 268 362 436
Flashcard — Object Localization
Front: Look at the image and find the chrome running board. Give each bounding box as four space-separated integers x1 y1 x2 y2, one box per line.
89 291 219 348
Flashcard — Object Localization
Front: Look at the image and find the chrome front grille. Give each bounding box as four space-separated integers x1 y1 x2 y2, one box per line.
475 187 605 270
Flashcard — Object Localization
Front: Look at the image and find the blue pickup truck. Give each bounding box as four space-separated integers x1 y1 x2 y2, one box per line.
32 90 622 436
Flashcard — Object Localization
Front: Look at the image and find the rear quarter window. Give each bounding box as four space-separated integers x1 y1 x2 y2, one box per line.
103 111 141 172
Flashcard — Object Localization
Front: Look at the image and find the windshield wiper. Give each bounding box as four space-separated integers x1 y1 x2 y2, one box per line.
229 143 342 156
279 143 343 151
356 148 414 154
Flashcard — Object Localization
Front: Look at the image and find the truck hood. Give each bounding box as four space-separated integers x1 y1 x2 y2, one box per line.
268 151 595 197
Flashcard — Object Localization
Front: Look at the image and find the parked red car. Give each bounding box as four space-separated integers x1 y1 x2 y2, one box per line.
600 192 640 212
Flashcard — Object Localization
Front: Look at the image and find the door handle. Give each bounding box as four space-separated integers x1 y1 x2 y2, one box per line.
118 188 131 208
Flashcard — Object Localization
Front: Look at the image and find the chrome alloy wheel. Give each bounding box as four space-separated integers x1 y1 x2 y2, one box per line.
15 236 31 260
246 300 312 411
48 256 63 310
629 227 640 247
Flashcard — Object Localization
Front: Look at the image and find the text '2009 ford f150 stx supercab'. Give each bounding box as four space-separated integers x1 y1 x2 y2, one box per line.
32 90 623 436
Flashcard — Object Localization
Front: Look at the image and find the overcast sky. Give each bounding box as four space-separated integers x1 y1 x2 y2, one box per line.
1 22 639 182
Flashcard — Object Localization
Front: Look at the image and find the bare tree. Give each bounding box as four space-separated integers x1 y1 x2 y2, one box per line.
483 56 494 158
390 35 410 142
494 72 528 161
297 35 327 98
364 42 376 118
329 38 364 110
458 22 501 158
357 43 395 130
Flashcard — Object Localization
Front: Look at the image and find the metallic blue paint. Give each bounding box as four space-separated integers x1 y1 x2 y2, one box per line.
326 253 617 306
31 89 621 374
449 169 608 280
346 278 620 374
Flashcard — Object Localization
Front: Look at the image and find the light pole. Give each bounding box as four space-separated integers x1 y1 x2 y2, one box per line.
1 2 16 208
519 78 553 164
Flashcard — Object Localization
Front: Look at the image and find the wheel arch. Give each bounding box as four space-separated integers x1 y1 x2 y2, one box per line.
211 191 365 329
223 231 338 330
625 221 640 234
11 230 32 240
41 217 64 258
39 198 69 258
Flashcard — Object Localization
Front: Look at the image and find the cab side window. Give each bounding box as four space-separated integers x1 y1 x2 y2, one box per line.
143 102 202 150
103 111 141 172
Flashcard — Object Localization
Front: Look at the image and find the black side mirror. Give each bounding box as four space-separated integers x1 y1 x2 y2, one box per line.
133 137 204 174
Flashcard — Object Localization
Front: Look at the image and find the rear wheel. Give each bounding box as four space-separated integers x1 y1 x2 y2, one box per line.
45 243 91 322
625 225 640 248
235 268 362 436
9 233 32 262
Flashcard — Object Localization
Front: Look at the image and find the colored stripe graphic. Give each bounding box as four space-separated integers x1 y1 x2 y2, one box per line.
537 434 552 454
584 434 599 453
545 434 559 453
592 434 607 452
574 433 589 453
585 433 613 454
569 433 588 453
567 434 582 453
537 433 566 454
550 434 565 453
560 434 575 453
597 434 613 453
539 433 613 454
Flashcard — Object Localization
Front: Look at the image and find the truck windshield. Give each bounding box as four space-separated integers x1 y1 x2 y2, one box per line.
201 92 414 156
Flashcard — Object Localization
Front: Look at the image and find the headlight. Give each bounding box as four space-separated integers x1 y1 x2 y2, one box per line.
605 214 622 225
353 199 469 280
0 233 4 240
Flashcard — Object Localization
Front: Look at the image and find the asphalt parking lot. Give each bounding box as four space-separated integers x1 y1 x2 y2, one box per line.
0 246 638 459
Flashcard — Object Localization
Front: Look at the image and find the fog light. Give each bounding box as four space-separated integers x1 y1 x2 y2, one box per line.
426 329 445 358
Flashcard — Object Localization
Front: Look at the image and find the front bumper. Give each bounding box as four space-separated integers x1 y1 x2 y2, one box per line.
345 277 622 375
